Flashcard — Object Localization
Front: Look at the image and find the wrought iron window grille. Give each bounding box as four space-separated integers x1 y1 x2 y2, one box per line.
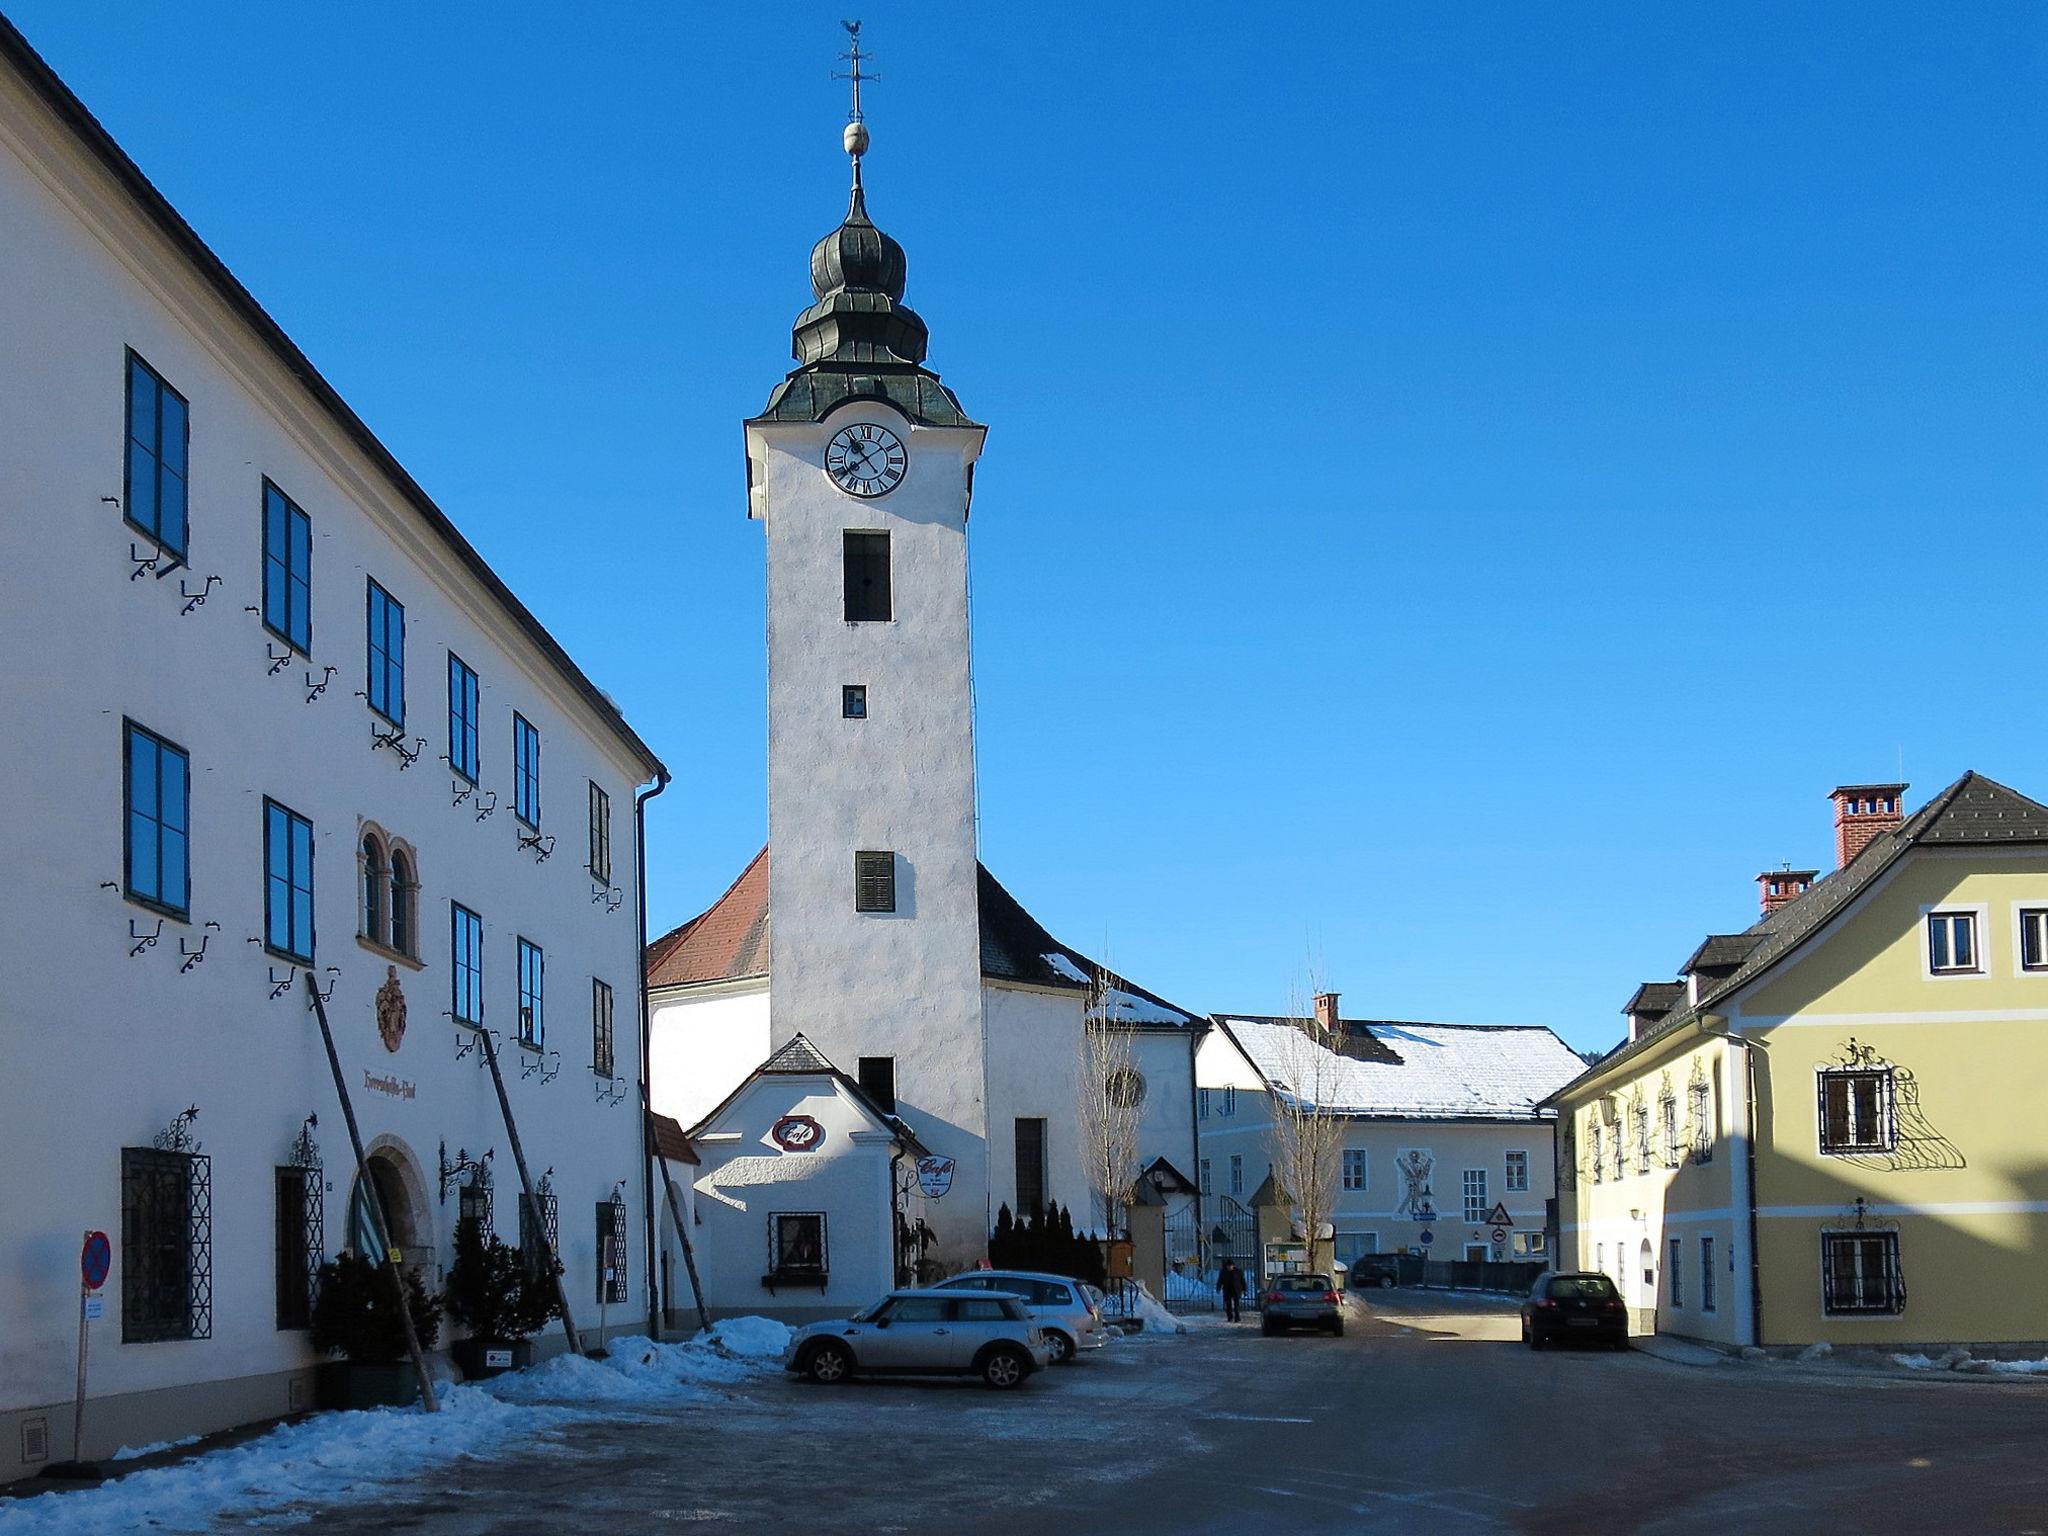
600 1184 630 1304
124 1110 211 1342
438 1141 496 1222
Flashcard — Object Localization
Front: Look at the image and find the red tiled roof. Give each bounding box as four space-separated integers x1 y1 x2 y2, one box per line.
645 847 770 988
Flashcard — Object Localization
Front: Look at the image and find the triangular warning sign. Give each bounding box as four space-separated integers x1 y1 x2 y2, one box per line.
1484 1202 1512 1227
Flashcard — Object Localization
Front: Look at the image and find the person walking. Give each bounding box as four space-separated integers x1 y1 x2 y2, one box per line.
1219 1259 1247 1323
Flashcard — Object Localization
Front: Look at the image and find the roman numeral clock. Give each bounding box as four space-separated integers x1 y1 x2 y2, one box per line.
824 422 907 498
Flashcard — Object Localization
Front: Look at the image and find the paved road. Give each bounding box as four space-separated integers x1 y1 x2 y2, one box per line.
298 1293 2048 1535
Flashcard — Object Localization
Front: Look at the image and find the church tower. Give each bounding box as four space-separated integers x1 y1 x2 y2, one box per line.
744 45 991 1259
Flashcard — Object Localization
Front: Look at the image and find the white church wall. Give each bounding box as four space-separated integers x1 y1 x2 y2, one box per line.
751 400 991 1265
689 1075 904 1323
1130 1029 1200 1187
649 981 771 1130
980 982 1091 1228
0 66 653 1480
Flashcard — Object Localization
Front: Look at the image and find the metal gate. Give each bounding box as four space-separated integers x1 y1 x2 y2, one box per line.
1156 1195 1258 1314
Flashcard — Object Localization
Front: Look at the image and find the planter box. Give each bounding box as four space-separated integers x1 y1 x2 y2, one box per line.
315 1360 420 1411
451 1338 535 1380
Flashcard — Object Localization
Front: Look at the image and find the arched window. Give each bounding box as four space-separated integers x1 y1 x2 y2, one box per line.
388 846 416 957
1105 1069 1146 1108
360 833 387 943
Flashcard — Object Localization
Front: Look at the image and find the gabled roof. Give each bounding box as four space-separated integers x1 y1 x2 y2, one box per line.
1215 1016 1585 1121
647 849 1202 1029
0 18 663 779
1552 772 2048 1099
682 1030 931 1158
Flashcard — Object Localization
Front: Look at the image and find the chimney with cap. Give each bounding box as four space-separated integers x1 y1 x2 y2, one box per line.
1757 868 1819 916
1313 992 1340 1035
1829 784 1907 869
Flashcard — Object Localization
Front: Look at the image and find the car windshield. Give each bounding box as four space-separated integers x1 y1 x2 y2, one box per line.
1546 1276 1618 1300
1273 1275 1331 1292
849 1299 889 1323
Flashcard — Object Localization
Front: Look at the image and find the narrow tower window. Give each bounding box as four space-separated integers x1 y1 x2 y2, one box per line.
854 850 896 913
842 685 867 719
843 531 891 622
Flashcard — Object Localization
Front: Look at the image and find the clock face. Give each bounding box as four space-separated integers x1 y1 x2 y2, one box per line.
824 423 907 498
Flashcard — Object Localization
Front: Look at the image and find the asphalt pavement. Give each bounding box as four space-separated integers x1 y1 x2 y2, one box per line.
269 1292 2048 1534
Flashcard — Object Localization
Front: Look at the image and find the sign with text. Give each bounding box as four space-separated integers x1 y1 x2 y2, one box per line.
915 1156 955 1198
770 1115 825 1152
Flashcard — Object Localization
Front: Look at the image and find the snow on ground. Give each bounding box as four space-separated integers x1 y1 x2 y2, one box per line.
1893 1351 2048 1376
0 1322 794 1536
109 1433 200 1461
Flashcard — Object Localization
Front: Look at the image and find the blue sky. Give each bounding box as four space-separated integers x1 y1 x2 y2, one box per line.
16 4 2046 1052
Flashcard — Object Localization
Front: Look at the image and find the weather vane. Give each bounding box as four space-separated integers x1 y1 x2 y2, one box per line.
835 20 877 176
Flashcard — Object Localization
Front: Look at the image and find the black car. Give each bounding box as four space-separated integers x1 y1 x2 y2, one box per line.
1345 1254 1401 1290
1520 1271 1628 1350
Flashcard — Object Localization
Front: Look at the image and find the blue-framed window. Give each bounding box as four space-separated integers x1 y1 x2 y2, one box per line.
517 937 544 1047
451 903 484 1025
264 799 315 962
447 654 479 782
513 714 541 827
366 580 405 726
124 351 189 558
261 481 312 654
123 721 189 917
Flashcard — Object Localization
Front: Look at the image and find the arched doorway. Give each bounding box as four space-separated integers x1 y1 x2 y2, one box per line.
1638 1237 1655 1310
347 1144 434 1274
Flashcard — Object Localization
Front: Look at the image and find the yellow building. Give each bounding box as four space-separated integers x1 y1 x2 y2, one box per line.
1547 774 2048 1350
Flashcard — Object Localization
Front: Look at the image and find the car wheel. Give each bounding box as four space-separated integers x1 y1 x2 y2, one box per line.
1045 1330 1075 1365
1260 1319 1279 1337
981 1348 1029 1390
805 1342 853 1385
1378 1276 1396 1290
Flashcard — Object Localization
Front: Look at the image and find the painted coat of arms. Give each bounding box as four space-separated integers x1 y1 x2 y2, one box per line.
375 965 408 1053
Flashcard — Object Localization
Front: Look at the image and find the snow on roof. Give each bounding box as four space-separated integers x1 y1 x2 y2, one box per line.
1218 1016 1585 1121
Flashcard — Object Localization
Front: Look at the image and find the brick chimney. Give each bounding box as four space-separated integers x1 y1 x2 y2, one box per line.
1313 992 1339 1034
1828 784 1907 869
1756 868 1819 916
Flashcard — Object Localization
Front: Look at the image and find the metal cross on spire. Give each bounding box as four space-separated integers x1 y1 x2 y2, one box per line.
835 20 876 125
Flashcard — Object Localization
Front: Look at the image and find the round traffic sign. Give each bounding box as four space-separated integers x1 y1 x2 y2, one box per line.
1490 1226 1508 1244
81 1231 111 1291
1419 1230 1434 1246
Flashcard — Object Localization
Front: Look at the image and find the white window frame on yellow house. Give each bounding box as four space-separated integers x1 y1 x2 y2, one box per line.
2011 904 2048 974
1815 1065 1896 1156
1819 1228 1906 1318
1922 903 1988 979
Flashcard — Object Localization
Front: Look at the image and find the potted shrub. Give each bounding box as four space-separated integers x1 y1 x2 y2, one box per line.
310 1251 443 1409
444 1216 561 1379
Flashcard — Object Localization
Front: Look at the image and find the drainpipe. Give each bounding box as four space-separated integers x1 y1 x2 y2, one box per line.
1702 1017 1764 1349
635 769 672 1340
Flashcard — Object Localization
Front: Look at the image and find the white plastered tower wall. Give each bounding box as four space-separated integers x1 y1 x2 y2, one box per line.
746 402 991 1263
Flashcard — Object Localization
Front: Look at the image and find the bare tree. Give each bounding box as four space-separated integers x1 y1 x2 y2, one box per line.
1077 967 1145 1235
1263 981 1348 1274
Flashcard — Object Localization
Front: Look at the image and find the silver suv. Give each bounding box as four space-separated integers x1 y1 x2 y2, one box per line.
783 1289 1053 1389
931 1269 1108 1363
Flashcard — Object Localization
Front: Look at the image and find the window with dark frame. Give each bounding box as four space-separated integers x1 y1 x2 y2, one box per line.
365 579 405 726
588 782 611 883
1668 1236 1683 1308
261 482 312 654
264 799 315 962
2022 909 2048 972
592 978 615 1079
125 351 189 558
842 684 868 719
513 714 541 828
122 1145 210 1342
857 1055 897 1113
124 721 190 918
517 938 544 1047
275 1165 316 1330
1199 1158 1212 1195
596 1198 628 1304
854 850 896 913
519 1187 558 1287
1822 1230 1904 1315
1690 1077 1716 1162
1505 1149 1529 1192
771 1212 827 1280
1342 1148 1367 1190
1700 1235 1717 1312
451 903 484 1025
1015 1118 1047 1212
843 530 891 621
1926 910 1978 973
1229 1153 1243 1196
447 654 479 782
1660 1093 1680 1168
1818 1068 1894 1154
388 847 416 957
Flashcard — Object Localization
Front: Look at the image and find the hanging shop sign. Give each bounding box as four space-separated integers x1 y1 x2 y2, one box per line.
915 1156 956 1198
770 1115 825 1152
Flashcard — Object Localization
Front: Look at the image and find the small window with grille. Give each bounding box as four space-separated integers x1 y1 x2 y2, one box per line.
122 1146 211 1342
1822 1230 1904 1315
854 850 896 913
274 1166 319 1330
592 979 616 1079
1818 1068 1894 1155
597 1196 629 1304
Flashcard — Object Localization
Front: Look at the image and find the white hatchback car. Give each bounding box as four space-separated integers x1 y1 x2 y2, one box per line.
931 1270 1109 1363
783 1289 1053 1389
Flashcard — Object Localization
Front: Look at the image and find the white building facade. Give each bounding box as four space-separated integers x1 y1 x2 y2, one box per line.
0 22 665 1481
647 117 1199 1282
1199 1001 1586 1275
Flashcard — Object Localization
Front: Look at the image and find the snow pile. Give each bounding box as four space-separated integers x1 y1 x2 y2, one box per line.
1984 1357 2048 1375
1120 1282 1189 1336
487 1324 791 1404
0 1384 584 1536
110 1433 201 1461
1892 1347 1972 1372
1797 1341 1833 1362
